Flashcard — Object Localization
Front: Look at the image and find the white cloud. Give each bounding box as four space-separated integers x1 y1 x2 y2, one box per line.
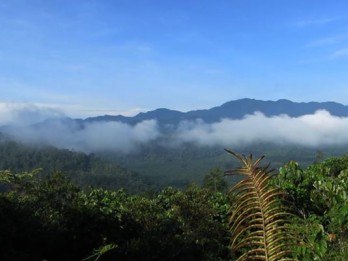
332 48 348 58
0 102 65 126
305 34 348 47
74 120 160 152
2 107 348 152
294 17 338 27
173 110 348 147
5 119 160 153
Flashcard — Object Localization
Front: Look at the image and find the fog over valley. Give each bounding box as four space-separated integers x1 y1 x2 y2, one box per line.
2 101 348 153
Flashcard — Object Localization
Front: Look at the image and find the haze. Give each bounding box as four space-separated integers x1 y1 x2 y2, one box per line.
2 104 348 152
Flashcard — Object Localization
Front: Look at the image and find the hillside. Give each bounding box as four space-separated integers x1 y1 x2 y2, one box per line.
105 142 348 185
0 139 154 193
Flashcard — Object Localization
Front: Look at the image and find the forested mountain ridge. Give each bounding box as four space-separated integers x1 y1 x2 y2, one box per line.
2 98 345 145
84 98 348 125
1 98 348 187
7 98 344 129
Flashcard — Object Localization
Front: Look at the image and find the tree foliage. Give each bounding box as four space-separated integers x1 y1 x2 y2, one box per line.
273 155 348 260
1 146 348 260
0 140 153 193
203 167 228 192
0 170 230 261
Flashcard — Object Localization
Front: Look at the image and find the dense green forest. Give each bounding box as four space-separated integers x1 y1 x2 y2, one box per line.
2 133 348 188
1 138 348 260
108 141 348 185
0 139 154 193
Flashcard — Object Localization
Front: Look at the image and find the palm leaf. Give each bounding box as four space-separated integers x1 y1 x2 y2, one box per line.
225 149 296 261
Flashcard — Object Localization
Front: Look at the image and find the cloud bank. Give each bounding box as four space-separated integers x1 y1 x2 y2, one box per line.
173 110 348 147
0 102 65 126
5 119 160 153
2 106 348 153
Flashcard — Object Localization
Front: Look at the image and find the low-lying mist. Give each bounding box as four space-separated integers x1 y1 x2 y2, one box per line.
1 104 348 153
174 110 348 147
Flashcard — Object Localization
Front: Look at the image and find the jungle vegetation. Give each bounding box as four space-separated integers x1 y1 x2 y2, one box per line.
0 141 348 260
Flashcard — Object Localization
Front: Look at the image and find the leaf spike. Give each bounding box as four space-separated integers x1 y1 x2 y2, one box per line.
225 150 295 261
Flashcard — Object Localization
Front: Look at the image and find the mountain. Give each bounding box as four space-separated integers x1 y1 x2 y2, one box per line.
2 98 348 187
84 98 348 125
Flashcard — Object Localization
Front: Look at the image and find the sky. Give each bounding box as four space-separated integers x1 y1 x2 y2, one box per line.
1 0 348 119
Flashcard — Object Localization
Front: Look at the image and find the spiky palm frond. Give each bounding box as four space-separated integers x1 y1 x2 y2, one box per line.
225 149 295 261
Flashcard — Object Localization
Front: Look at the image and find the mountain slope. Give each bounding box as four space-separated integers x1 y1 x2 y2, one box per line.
0 139 154 192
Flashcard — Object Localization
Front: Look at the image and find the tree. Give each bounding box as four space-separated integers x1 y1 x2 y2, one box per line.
203 167 228 192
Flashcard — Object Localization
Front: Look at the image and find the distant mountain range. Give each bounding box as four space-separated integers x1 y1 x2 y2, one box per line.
2 98 348 181
1 98 348 132
84 98 348 125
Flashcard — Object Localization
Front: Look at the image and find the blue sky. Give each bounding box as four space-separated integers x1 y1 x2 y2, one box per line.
1 0 348 118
